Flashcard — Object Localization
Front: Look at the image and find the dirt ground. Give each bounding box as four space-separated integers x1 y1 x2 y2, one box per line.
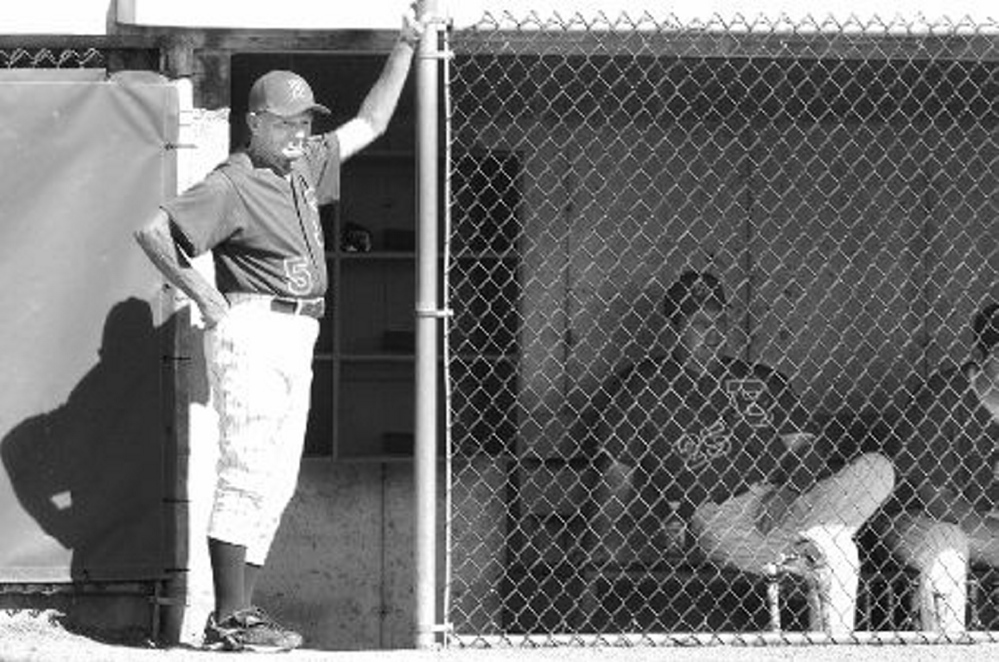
4 610 999 662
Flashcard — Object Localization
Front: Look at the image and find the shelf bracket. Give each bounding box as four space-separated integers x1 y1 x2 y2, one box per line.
415 306 453 319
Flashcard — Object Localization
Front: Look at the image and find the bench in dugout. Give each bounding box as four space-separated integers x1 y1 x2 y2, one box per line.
503 454 999 636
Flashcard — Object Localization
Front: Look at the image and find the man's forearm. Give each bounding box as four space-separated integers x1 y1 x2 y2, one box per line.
134 212 228 324
357 37 417 136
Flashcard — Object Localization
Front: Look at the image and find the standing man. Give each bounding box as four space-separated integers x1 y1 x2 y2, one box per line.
884 302 999 633
135 8 424 652
593 270 895 635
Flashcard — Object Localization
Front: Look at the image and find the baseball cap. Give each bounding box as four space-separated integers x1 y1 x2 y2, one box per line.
664 270 727 324
248 70 331 118
972 302 999 355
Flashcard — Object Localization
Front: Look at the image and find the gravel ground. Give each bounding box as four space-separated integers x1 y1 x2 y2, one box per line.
4 611 999 662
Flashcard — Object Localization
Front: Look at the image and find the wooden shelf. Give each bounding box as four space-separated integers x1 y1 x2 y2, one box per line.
340 353 416 363
334 251 417 260
334 454 417 464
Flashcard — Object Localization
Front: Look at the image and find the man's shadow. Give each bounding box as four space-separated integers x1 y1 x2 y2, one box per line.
1 297 205 588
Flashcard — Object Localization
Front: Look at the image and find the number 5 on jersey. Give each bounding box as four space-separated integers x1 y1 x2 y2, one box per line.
284 256 314 295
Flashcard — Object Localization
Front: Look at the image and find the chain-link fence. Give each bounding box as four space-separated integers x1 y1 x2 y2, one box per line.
0 43 160 72
445 12 999 647
0 47 105 69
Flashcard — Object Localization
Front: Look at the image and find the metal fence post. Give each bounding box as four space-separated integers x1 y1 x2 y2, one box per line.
414 0 441 650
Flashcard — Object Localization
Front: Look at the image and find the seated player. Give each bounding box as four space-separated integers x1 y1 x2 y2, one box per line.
883 302 999 633
591 270 895 635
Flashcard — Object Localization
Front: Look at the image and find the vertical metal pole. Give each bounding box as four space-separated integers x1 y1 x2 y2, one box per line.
414 0 440 649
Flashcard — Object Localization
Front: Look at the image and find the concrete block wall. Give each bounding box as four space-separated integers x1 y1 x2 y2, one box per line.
256 459 446 650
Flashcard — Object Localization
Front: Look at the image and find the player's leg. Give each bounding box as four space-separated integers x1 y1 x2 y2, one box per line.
243 562 262 610
692 484 794 571
694 486 825 632
242 313 316 574
786 453 895 532
202 306 308 651
236 313 316 652
204 309 266 623
796 525 859 634
775 453 895 633
695 483 863 634
208 539 248 619
887 513 968 633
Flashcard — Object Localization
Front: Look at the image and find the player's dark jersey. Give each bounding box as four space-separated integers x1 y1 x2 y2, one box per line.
163 133 340 300
896 365 999 513
599 354 810 516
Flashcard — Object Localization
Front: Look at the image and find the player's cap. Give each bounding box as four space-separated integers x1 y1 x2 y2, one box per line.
664 270 727 324
248 70 331 118
972 302 999 355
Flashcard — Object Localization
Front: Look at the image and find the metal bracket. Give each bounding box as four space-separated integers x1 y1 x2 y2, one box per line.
415 306 453 318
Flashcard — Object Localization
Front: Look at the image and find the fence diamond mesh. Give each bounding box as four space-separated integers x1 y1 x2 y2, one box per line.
0 47 105 69
444 12 999 647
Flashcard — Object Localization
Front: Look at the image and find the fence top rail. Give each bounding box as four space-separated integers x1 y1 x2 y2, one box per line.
452 14 999 62
460 10 999 34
